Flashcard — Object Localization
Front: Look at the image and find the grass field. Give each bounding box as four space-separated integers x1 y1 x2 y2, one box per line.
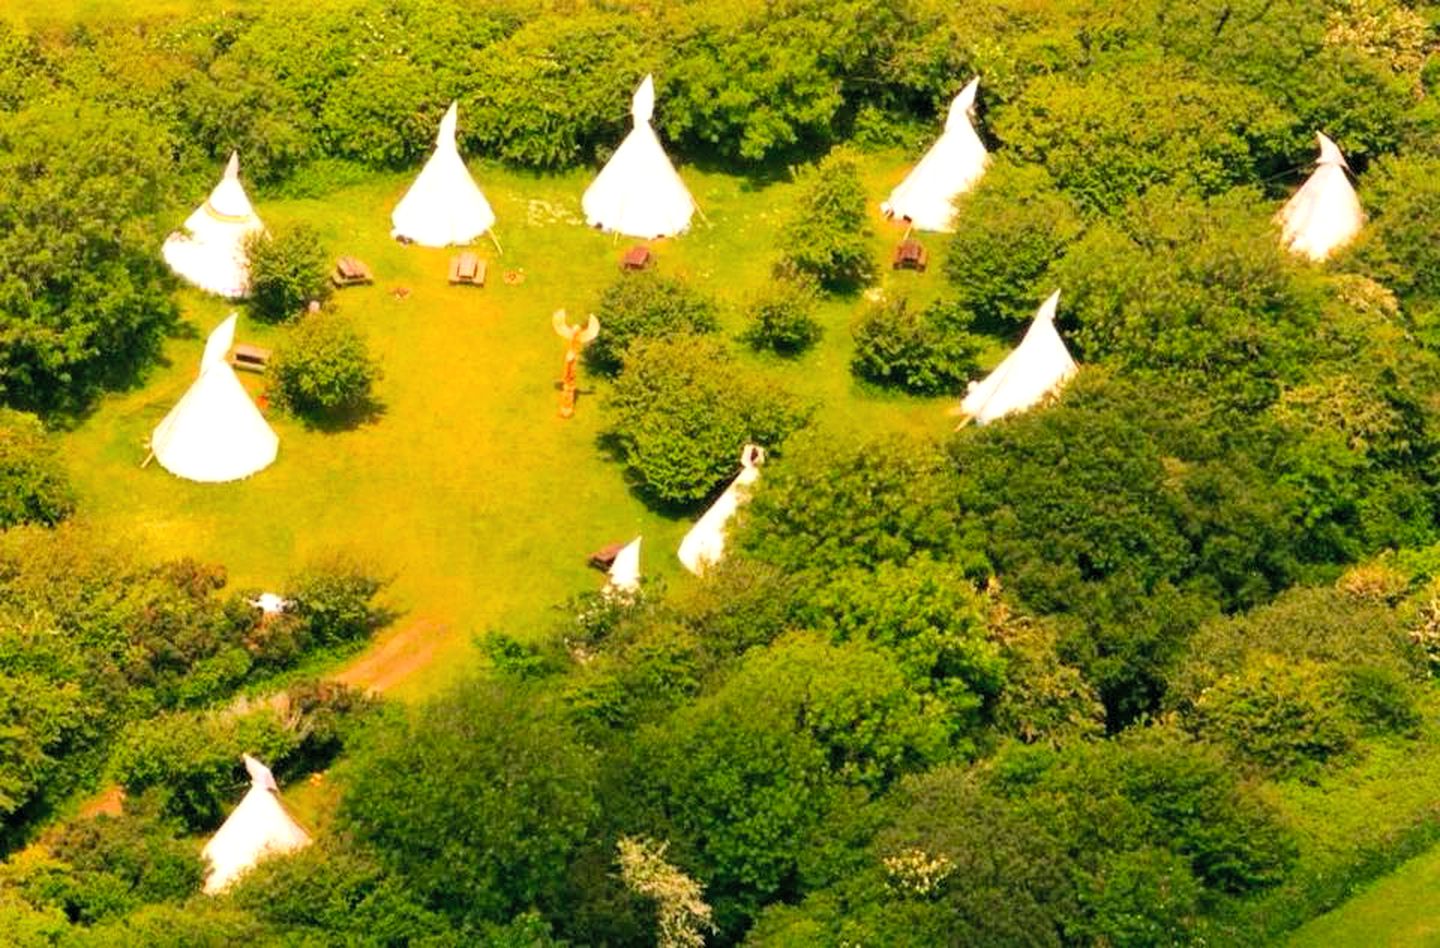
1288 844 1440 947
60 153 955 702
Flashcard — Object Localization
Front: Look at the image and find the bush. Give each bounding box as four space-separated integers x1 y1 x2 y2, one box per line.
585 270 719 377
944 161 1083 331
741 277 822 356
607 335 811 506
850 295 982 395
777 148 876 291
245 225 332 323
1347 155 1440 335
270 311 382 422
284 558 387 650
0 409 75 528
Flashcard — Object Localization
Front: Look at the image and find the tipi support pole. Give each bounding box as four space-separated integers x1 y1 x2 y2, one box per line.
140 451 154 469
489 230 503 255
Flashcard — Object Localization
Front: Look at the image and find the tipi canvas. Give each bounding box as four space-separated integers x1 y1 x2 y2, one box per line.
606 536 642 596
202 755 312 894
1278 132 1363 262
583 75 696 239
678 445 765 575
391 102 496 247
162 153 265 298
151 314 279 483
882 78 988 233
959 291 1077 425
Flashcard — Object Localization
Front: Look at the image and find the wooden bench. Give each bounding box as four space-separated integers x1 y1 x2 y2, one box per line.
892 239 928 272
620 245 653 271
229 343 272 374
331 255 374 288
448 252 486 286
587 541 627 571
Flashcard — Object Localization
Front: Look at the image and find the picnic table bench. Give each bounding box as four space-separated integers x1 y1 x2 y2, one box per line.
620 245 654 271
331 255 374 288
587 541 627 571
448 252 486 286
892 238 928 272
229 343 272 374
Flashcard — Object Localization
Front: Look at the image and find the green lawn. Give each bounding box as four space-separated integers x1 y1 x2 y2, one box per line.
1288 843 1440 947
61 154 956 702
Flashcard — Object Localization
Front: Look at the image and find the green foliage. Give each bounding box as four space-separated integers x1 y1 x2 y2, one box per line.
607 335 811 506
318 59 437 169
586 270 720 377
0 409 75 528
340 679 599 930
284 557 388 649
245 224 333 323
740 277 822 356
850 295 982 395
1347 155 1440 336
0 98 178 416
776 148 875 291
944 160 1084 331
270 310 382 423
995 61 1291 213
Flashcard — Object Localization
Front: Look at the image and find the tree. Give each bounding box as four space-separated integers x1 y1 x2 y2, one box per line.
617 836 714 948
741 277 822 357
340 679 600 929
776 148 875 291
850 295 982 395
0 409 75 528
586 270 719 377
245 225 332 323
269 311 381 424
606 336 811 506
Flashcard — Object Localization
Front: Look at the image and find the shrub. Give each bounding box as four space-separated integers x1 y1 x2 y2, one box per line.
270 311 382 423
944 161 1084 331
607 335 811 506
245 225 332 323
586 270 719 376
1347 155 1440 335
850 295 982 395
0 409 75 528
741 277 822 356
284 558 387 650
777 148 876 291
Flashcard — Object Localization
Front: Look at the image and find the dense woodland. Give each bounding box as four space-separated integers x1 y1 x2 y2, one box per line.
4 0 1440 944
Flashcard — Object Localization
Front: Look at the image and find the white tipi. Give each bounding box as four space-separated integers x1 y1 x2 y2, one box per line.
606 536 642 596
391 102 497 247
959 291 1077 425
151 314 279 483
201 755 311 894
162 153 265 299
882 78 988 233
678 445 765 575
583 75 696 239
1278 132 1363 262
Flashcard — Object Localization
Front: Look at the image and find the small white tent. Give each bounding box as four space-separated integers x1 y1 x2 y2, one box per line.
202 755 311 894
583 75 696 239
163 153 265 299
151 314 279 483
606 536 642 596
882 78 988 233
959 290 1077 425
678 445 765 575
1278 132 1363 262
391 102 497 247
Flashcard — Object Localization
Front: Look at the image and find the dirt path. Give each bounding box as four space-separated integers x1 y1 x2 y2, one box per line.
332 616 448 694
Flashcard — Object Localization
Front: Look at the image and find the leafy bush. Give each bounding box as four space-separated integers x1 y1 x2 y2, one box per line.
607 335 812 506
777 148 875 291
850 295 982 394
270 311 382 423
1347 155 1440 336
585 270 719 376
318 59 437 169
284 558 388 650
0 409 75 528
944 161 1083 331
741 277 822 356
245 225 332 323
340 679 600 930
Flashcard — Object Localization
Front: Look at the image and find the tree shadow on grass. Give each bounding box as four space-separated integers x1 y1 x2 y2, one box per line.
290 396 388 434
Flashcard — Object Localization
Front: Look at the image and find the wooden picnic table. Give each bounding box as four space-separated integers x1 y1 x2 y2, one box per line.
892 238 928 272
620 245 653 271
331 255 374 287
587 541 627 570
448 252 486 286
229 343 272 374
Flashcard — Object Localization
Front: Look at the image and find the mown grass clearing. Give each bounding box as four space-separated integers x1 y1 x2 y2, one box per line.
61 154 955 702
